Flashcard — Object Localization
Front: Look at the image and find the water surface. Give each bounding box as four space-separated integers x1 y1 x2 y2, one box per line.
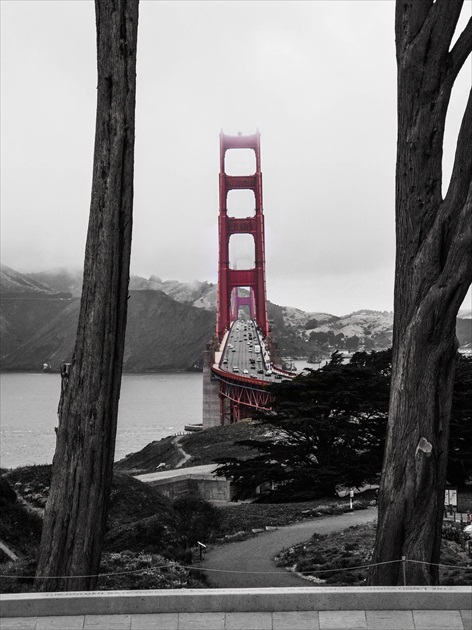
0 372 202 469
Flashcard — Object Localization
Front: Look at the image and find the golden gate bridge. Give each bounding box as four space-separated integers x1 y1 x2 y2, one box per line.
202 131 295 428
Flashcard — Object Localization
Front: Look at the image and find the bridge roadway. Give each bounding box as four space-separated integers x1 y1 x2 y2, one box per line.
215 319 291 385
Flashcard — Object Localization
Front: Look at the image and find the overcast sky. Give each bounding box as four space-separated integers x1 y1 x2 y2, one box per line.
1 1 471 316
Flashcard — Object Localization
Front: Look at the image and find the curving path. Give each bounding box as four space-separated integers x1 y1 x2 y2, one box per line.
172 435 192 468
200 507 378 588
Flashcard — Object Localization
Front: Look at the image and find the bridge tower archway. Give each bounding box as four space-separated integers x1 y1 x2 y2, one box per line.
216 131 269 340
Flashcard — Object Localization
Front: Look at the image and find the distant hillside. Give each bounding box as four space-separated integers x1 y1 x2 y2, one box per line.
1 266 215 372
267 304 394 358
0 264 68 297
1 264 470 371
1 289 215 372
26 267 84 298
131 275 218 311
21 267 219 311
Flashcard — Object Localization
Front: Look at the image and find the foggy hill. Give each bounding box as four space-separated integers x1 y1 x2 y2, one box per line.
26 267 84 298
1 266 215 372
0 264 64 297
1 265 470 371
20 267 219 311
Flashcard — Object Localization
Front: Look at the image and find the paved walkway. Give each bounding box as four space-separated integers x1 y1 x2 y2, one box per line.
201 508 379 588
2 509 470 629
1 609 471 629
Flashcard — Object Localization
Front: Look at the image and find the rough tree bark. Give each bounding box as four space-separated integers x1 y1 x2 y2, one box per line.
369 0 472 585
35 0 139 591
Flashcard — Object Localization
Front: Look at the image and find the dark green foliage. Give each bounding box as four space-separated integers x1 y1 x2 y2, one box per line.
275 522 472 586
448 355 472 487
0 502 42 556
215 349 471 500
0 478 17 507
1 467 219 592
179 423 267 466
5 464 52 491
107 472 174 528
442 524 462 544
98 552 206 590
103 513 179 553
173 495 222 546
216 351 391 499
0 559 38 594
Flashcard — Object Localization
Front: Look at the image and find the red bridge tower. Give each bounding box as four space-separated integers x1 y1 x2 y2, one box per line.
216 131 269 339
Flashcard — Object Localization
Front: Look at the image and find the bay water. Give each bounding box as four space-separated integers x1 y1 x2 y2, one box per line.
0 372 203 470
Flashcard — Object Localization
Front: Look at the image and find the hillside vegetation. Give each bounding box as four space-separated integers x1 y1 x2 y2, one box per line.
115 422 269 475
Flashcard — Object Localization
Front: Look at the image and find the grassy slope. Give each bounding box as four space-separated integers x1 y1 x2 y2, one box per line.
114 421 269 473
114 438 183 474
274 521 472 587
2 423 471 591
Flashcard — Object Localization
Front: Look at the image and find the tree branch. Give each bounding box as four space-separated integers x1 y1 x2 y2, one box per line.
445 86 472 208
430 0 464 57
448 17 472 83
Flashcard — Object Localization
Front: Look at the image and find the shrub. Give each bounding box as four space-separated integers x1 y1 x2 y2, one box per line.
173 495 222 546
98 552 206 590
442 524 462 543
0 559 37 594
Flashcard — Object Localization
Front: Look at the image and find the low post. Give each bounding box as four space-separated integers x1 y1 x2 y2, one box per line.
197 541 206 561
402 556 407 586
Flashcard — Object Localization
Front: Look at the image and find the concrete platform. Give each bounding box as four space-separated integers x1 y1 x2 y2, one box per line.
135 464 219 483
0 609 471 629
1 587 471 629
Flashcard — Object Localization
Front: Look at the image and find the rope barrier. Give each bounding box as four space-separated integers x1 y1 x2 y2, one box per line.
1 557 470 580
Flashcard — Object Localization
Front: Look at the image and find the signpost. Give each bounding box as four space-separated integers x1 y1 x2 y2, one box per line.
445 487 458 509
197 541 206 561
444 486 458 518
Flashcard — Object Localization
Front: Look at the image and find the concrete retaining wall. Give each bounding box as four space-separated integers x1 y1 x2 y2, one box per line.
2 587 470 618
147 475 231 501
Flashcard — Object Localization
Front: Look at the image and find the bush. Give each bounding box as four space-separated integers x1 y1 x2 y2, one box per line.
442 524 462 543
173 495 222 546
98 552 206 590
0 559 37 594
0 502 42 556
104 513 179 553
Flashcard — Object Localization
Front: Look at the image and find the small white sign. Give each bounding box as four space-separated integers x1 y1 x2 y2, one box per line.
445 488 457 507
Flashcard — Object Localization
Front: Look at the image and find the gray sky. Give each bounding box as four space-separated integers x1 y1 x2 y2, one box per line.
1 1 471 316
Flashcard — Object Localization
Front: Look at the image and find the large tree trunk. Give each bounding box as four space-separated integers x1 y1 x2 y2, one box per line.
35 0 139 591
369 0 471 585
